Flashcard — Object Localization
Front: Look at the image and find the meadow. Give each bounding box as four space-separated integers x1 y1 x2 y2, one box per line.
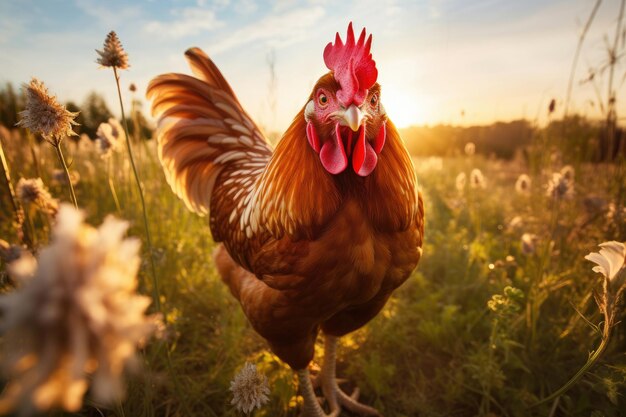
1 96 625 417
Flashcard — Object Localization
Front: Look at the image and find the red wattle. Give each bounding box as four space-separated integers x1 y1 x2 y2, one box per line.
319 123 348 174
352 125 378 176
374 122 386 153
306 121 321 153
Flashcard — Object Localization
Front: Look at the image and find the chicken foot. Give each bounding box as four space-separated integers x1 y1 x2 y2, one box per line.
317 334 382 416
297 368 340 417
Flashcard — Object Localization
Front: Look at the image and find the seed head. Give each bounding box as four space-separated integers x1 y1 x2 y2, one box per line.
546 172 574 200
521 233 538 255
464 142 475 156
469 168 486 189
16 78 78 145
230 362 270 414
129 83 137 92
96 31 129 70
16 178 58 215
0 205 161 414
95 118 125 158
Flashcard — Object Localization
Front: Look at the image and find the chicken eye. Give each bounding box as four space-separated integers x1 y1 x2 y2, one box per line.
370 94 378 108
318 93 328 107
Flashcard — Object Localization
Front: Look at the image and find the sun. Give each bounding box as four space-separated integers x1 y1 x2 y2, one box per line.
381 88 432 128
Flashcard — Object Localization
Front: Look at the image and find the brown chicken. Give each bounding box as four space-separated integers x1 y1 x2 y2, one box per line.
147 23 424 417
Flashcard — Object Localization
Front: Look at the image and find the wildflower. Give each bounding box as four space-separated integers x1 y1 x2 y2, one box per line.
464 142 475 156
546 172 573 200
52 169 80 186
95 118 125 157
521 233 538 255
16 178 58 215
230 362 270 414
0 205 161 414
96 31 129 69
16 78 78 145
455 172 466 192
560 165 575 183
469 168 486 189
515 174 531 195
585 241 626 291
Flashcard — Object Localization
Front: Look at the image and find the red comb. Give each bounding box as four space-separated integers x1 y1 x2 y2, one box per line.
323 22 378 107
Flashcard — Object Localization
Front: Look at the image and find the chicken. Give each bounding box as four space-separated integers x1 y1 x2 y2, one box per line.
147 23 424 416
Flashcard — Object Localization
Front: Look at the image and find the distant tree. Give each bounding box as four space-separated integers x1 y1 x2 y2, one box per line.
79 92 113 139
0 82 22 129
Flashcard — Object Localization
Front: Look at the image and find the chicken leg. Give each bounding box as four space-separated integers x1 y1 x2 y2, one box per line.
317 335 382 416
297 368 339 417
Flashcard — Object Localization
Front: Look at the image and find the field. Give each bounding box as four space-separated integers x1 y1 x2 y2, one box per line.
0 95 625 417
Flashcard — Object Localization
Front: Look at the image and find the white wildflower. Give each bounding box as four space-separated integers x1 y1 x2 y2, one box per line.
546 172 573 200
515 174 531 195
95 118 125 158
521 233 538 255
230 362 270 414
455 172 466 192
585 241 626 289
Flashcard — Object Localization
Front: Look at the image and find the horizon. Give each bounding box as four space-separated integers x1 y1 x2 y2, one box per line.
1 0 623 133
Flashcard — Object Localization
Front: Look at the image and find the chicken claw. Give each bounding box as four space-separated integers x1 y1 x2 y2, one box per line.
318 335 382 416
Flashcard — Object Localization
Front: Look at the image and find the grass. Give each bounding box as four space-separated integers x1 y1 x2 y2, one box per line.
0 116 625 417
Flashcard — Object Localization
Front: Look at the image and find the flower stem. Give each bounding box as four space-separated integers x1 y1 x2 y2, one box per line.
112 67 161 313
53 142 78 208
530 325 611 408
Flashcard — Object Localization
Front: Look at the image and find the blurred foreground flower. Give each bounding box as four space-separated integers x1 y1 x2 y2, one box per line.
0 205 162 414
16 178 58 215
546 172 574 200
230 362 270 414
16 78 78 146
469 168 486 189
96 31 129 69
515 174 531 195
96 118 125 157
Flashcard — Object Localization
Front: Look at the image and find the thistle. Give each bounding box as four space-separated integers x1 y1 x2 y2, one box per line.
546 172 574 200
230 363 270 414
16 78 78 146
96 31 129 70
0 205 161 414
16 78 79 208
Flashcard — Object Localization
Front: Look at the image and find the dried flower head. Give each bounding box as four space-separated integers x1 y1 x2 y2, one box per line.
560 165 575 183
455 172 466 192
521 233 538 255
469 168 486 189
585 241 626 291
0 205 161 414
230 362 270 414
464 142 475 156
548 98 556 114
515 174 532 195
16 78 78 145
95 118 125 157
16 178 58 215
546 172 573 200
129 83 137 92
96 31 129 69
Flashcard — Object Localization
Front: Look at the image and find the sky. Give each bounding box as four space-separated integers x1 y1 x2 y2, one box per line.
0 0 623 133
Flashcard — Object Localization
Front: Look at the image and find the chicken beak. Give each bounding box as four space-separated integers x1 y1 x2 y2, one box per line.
342 105 364 132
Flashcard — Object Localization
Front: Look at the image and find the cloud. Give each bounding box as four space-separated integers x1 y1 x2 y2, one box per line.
144 7 223 39
74 0 142 27
208 6 325 54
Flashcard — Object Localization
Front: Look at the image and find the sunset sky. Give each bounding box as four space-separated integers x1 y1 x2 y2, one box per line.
0 0 622 132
